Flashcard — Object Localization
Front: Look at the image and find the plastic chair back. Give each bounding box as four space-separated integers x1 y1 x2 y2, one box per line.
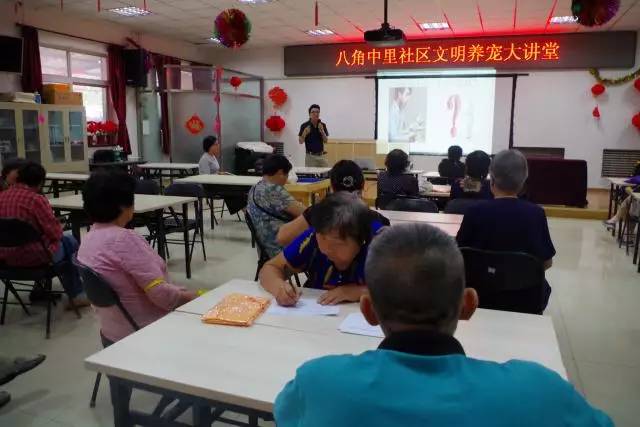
386 198 439 213
460 247 546 314
72 255 140 330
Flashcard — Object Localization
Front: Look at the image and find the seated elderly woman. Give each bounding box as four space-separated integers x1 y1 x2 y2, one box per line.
276 160 389 247
456 149 555 311
260 192 385 307
450 150 493 200
77 171 196 344
247 154 305 258
377 149 419 209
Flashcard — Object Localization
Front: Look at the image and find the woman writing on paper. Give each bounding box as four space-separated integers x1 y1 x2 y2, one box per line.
260 193 385 307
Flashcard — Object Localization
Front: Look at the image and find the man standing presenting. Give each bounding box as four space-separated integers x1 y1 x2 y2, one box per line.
299 104 329 167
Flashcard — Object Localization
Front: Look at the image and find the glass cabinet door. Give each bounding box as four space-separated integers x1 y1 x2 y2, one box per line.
48 110 66 163
22 109 41 163
68 111 85 161
0 109 18 165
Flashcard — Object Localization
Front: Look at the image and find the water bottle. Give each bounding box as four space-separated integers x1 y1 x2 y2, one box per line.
34 91 41 104
287 155 298 183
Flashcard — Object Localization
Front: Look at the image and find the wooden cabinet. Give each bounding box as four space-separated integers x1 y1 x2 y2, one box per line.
325 139 386 168
0 103 88 172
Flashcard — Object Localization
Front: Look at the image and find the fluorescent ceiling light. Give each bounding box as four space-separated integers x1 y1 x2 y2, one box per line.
109 6 151 17
305 28 335 36
420 22 449 30
550 15 578 24
238 0 274 3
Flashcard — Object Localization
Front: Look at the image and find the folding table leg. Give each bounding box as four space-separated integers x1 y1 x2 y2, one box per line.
183 203 191 279
111 379 133 427
156 210 166 260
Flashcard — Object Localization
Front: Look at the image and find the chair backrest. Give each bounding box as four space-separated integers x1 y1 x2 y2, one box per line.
72 255 140 331
244 211 270 266
134 179 160 195
164 182 205 198
460 247 546 314
385 198 439 213
92 149 116 163
444 198 483 215
0 218 42 248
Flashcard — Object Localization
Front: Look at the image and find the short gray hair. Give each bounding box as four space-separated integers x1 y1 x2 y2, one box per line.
365 223 465 332
490 149 528 193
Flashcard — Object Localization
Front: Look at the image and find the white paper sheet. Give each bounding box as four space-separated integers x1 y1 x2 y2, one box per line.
338 313 384 338
266 298 340 316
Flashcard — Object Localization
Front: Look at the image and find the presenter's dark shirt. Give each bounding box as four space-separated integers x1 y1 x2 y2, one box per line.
299 120 328 154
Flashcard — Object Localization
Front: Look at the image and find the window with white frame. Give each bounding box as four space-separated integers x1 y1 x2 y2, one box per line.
40 46 109 122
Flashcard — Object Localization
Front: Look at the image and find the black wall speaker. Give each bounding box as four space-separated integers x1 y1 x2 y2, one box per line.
123 49 148 87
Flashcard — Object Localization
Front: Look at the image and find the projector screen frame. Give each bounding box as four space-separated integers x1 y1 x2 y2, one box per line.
372 72 528 155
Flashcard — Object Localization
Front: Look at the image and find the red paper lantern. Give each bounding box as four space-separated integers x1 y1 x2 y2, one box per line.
230 76 242 89
632 113 640 130
592 106 600 118
266 115 286 132
634 78 640 92
213 9 252 49
268 86 288 108
591 83 606 96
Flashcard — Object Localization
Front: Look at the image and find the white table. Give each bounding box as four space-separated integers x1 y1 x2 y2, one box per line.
294 166 331 178
605 177 634 219
86 279 567 425
45 172 90 197
379 210 463 224
49 194 198 277
176 174 261 187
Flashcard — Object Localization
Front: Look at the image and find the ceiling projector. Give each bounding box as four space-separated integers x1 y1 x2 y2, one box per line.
364 0 406 47
364 22 406 47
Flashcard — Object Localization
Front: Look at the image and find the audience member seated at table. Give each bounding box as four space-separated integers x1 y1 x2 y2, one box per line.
247 154 305 258
1 157 28 191
0 161 88 307
377 149 419 208
438 145 465 181
274 223 612 427
456 149 555 310
198 135 221 175
77 171 196 343
198 135 245 215
602 161 640 231
276 160 389 247
450 150 493 200
260 192 385 307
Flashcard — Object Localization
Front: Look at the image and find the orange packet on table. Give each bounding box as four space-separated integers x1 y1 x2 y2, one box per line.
201 293 271 327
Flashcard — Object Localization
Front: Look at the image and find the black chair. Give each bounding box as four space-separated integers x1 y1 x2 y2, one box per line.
444 198 484 215
0 218 80 338
460 247 547 315
134 179 161 195
160 183 207 271
72 255 140 408
244 211 270 280
385 198 439 213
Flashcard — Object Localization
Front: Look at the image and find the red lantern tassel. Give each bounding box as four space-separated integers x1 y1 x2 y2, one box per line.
143 0 147 11
97 0 100 12
315 1 319 26
60 0 63 11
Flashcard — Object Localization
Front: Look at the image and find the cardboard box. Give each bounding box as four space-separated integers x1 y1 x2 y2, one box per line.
42 83 71 95
44 91 83 106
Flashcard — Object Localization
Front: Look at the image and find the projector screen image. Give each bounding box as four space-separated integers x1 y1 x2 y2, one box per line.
377 75 498 155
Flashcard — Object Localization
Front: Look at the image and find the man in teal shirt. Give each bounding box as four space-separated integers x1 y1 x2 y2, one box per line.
274 223 612 427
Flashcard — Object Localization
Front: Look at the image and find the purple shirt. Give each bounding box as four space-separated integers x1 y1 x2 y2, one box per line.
77 223 186 342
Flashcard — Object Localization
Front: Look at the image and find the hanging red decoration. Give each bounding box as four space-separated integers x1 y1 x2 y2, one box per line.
266 115 286 132
634 78 640 92
632 113 640 130
60 0 63 11
213 9 252 49
229 76 242 90
268 86 288 108
591 83 605 96
592 106 600 118
185 114 205 135
97 0 101 12
315 1 319 26
571 0 620 27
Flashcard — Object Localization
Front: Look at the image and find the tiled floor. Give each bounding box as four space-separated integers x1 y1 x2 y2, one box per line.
0 215 638 426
